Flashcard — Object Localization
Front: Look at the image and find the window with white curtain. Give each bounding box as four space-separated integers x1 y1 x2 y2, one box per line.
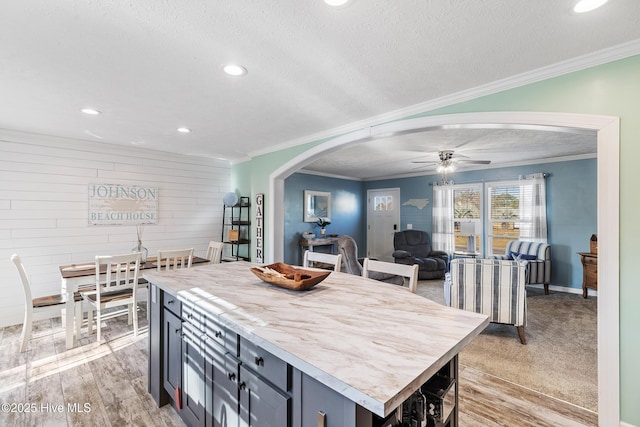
433 174 547 256
486 173 547 255
453 184 482 253
431 182 454 254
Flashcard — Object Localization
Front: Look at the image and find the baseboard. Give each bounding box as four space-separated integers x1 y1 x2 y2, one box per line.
527 283 598 297
621 421 638 427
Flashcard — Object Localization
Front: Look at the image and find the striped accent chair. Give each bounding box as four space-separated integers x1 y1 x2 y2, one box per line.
449 258 527 344
492 240 551 295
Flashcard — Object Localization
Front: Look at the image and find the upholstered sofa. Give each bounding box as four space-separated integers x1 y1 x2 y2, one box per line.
492 240 551 294
392 230 448 280
449 258 527 344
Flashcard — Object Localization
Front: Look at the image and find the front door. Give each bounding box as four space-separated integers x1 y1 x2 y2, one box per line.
366 188 400 262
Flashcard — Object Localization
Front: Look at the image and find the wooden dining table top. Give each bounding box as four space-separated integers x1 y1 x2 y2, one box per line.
59 256 210 279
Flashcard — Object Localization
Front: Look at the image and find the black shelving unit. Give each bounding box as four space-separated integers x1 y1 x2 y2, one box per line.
222 196 251 261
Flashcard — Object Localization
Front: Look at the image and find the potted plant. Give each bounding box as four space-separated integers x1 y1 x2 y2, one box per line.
316 217 331 237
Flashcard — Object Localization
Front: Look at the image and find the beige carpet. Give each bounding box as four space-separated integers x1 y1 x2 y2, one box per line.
416 280 598 412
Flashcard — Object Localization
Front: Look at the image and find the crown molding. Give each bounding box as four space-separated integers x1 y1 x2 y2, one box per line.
247 38 640 160
297 169 363 181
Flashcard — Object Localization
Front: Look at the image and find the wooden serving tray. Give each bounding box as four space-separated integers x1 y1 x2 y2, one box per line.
250 262 331 291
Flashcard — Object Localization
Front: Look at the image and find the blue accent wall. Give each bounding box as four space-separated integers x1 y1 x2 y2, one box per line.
283 173 364 265
363 158 597 290
284 159 596 290
363 176 436 233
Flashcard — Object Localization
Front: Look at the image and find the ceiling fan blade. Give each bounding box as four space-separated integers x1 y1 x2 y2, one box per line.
411 164 437 171
410 160 439 164
455 159 491 164
411 150 490 169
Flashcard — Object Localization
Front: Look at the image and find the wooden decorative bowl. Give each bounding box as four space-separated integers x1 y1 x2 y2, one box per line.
250 262 331 291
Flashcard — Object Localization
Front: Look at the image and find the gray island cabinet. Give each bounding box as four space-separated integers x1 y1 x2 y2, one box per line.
144 262 488 427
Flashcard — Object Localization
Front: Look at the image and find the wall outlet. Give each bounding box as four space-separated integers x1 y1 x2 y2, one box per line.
407 224 413 229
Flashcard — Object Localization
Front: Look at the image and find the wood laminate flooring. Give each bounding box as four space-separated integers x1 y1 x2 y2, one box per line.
458 365 597 426
0 313 597 426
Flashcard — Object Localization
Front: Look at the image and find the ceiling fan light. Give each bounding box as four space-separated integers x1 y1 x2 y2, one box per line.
436 160 456 175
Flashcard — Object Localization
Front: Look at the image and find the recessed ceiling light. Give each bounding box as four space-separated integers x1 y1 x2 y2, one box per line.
574 0 608 13
177 127 191 133
81 108 101 115
223 64 247 76
324 0 350 6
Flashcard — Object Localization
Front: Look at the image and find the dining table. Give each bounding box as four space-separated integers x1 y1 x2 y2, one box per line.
59 255 209 349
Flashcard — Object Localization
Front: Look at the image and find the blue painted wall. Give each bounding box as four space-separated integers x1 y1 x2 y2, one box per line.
362 176 436 233
283 173 364 265
284 159 596 290
363 158 597 290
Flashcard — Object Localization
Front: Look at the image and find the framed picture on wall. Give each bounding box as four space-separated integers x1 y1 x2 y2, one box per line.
303 190 331 222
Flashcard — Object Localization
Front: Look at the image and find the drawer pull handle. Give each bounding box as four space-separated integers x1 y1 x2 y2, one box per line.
167 300 174 304
255 356 264 366
239 381 246 391
228 372 236 382
317 411 326 427
215 331 223 338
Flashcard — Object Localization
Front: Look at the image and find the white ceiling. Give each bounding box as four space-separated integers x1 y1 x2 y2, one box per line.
1 1 639 179
302 126 598 180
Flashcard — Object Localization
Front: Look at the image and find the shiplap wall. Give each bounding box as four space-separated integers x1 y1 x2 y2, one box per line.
0 130 231 327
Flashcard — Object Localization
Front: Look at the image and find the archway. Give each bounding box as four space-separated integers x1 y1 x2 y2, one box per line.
269 111 619 426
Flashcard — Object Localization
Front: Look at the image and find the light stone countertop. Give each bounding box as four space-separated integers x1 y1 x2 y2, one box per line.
144 261 489 417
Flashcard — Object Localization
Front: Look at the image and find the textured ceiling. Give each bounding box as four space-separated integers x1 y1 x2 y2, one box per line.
0 1 638 178
302 127 597 180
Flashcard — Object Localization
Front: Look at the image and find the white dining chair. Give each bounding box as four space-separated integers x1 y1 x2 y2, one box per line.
81 252 141 344
11 254 79 352
206 241 225 264
362 258 420 293
302 250 343 272
157 248 194 271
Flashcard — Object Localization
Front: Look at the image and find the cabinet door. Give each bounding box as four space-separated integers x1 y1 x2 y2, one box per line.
239 336 290 391
163 308 182 402
182 322 207 426
294 370 356 427
212 352 240 427
240 365 291 427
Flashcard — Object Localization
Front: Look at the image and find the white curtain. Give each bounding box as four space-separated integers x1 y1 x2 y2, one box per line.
519 173 547 242
432 182 454 254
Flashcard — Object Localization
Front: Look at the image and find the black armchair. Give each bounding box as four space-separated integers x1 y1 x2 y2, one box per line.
392 230 448 280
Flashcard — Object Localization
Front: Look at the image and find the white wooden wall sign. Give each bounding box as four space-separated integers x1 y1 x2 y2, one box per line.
88 183 158 225
255 193 264 263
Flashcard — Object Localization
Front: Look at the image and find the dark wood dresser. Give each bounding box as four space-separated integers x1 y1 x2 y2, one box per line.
578 252 598 298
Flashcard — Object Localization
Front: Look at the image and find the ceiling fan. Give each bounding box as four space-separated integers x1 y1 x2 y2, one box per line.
412 149 491 173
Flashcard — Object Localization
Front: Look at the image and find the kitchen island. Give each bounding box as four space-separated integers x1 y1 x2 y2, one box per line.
144 261 488 427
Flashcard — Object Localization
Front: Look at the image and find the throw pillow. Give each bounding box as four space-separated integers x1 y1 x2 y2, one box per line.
509 251 537 261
